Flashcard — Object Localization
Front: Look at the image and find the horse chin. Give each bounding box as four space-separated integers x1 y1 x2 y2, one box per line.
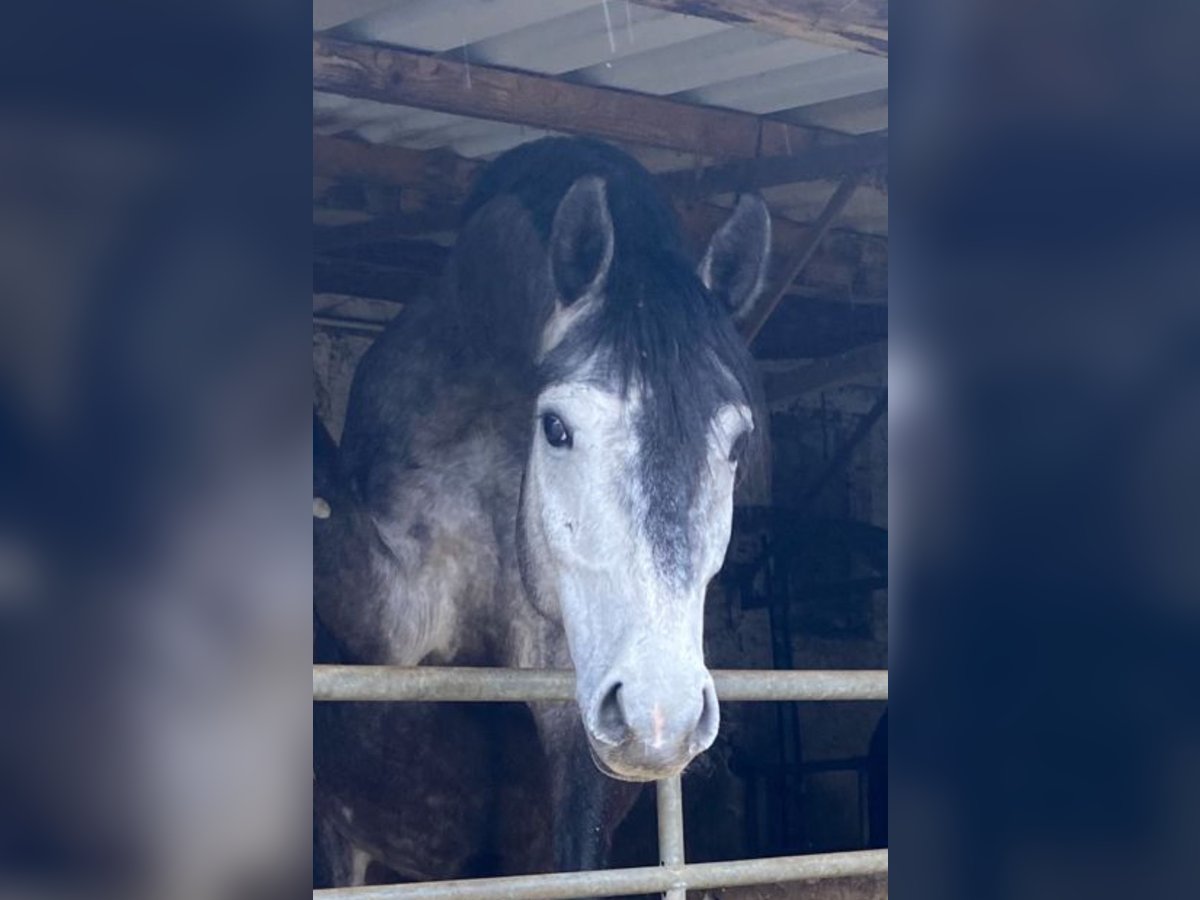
586 740 689 784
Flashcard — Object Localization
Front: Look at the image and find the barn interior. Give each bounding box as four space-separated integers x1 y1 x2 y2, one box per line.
312 1 887 896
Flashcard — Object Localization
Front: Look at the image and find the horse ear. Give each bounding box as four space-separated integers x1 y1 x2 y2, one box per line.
699 194 771 323
550 176 614 307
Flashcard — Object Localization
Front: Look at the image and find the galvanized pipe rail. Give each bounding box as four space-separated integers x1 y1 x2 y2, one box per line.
313 665 888 703
313 664 888 900
312 849 889 900
656 777 686 900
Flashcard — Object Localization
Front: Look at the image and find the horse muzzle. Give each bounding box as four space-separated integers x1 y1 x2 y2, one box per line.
581 664 719 781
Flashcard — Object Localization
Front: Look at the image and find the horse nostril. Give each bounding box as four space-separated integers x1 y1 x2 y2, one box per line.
593 681 627 745
692 681 720 751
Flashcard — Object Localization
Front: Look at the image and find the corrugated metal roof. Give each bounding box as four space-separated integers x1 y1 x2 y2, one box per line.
313 0 888 234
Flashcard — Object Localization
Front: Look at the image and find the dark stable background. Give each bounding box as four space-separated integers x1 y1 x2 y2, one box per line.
1 1 1198 898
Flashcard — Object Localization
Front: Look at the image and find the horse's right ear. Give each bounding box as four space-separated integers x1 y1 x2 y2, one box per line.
699 194 771 323
550 176 614 307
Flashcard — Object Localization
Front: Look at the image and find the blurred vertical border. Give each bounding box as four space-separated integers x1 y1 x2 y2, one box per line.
0 2 312 897
891 0 1200 898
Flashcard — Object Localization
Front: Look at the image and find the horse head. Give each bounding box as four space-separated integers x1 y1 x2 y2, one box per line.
518 174 770 781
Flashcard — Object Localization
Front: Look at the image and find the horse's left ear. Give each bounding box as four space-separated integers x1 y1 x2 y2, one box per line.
550 175 615 307
699 194 771 323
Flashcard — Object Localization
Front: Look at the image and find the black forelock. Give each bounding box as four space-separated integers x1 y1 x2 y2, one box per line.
592 250 762 586
473 138 763 584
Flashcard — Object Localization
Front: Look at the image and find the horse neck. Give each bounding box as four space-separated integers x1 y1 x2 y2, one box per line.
439 196 555 369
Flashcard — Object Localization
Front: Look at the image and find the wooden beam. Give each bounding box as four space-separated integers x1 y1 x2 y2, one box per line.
313 315 387 335
630 0 888 57
750 294 887 358
314 135 480 199
315 131 882 206
314 206 460 252
314 37 831 158
314 203 885 306
313 292 402 334
319 239 450 275
762 340 887 406
793 228 887 299
314 292 402 316
659 132 887 198
313 258 430 302
312 137 886 302
644 198 886 303
740 174 861 342
798 390 887 505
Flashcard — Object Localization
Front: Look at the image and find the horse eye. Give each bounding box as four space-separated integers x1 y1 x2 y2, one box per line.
728 432 748 464
542 413 572 449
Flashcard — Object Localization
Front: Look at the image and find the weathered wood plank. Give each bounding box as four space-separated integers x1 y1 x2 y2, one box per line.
631 0 888 57
314 134 481 198
740 175 861 341
763 340 887 406
312 137 886 305
313 37 829 158
313 258 431 302
314 206 460 251
315 131 885 203
750 295 887 358
313 194 886 304
798 389 887 504
659 132 886 198
319 239 450 275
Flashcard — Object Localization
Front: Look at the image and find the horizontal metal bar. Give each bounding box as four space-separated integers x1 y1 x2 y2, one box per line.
313 849 887 900
313 314 387 334
313 666 887 703
713 669 887 702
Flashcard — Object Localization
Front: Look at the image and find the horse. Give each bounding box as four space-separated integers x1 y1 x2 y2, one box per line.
313 136 771 887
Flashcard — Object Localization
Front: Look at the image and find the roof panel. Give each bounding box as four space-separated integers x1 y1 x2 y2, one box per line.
674 51 888 114
333 0 597 51
354 109 467 145
567 26 837 95
451 124 558 158
778 89 889 136
758 180 888 236
314 0 397 32
461 3 727 75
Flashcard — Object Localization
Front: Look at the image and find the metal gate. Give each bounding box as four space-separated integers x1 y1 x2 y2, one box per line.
313 665 888 899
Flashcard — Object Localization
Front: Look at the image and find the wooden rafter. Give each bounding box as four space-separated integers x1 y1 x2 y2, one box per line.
314 219 885 312
798 389 887 504
315 129 886 204
314 135 481 199
738 174 862 342
314 37 837 159
631 0 887 57
313 133 888 300
659 132 886 199
762 340 887 406
313 160 888 306
313 258 431 302
315 207 460 252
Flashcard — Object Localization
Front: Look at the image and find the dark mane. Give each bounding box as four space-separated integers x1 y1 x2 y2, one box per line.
464 137 764 582
461 137 685 253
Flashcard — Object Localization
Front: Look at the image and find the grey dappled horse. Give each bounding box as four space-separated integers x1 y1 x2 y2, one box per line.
314 138 770 887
